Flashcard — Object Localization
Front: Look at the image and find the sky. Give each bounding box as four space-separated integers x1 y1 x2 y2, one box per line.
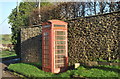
0 0 119 34
0 2 20 34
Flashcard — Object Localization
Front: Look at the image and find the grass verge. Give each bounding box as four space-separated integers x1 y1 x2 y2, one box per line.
8 63 53 77
0 34 12 44
8 63 120 78
0 51 16 58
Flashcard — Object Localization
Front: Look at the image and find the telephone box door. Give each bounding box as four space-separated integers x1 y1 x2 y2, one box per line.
42 29 51 72
54 30 67 73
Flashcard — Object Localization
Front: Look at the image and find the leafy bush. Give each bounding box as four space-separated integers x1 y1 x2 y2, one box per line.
8 2 52 57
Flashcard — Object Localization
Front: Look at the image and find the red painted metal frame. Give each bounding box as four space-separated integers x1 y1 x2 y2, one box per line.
42 20 68 73
42 28 51 72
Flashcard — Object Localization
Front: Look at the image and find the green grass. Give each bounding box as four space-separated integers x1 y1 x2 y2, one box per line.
0 51 16 58
8 63 120 78
73 66 119 77
0 34 15 58
0 34 12 44
8 63 53 77
25 62 42 67
97 58 120 63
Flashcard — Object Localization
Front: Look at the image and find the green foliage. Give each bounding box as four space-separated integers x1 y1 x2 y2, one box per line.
8 2 52 57
0 34 12 44
113 60 120 63
68 11 120 65
0 51 16 58
8 2 37 57
41 2 52 7
8 63 120 78
97 58 108 62
97 58 120 63
109 59 120 63
97 65 120 70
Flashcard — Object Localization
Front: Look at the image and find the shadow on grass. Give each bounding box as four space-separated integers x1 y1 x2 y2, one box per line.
23 63 42 70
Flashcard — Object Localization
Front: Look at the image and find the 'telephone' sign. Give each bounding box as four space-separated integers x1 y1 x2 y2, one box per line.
43 25 51 28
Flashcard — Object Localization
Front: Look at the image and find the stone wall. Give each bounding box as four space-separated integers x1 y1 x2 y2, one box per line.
20 27 42 63
67 11 120 65
20 11 120 66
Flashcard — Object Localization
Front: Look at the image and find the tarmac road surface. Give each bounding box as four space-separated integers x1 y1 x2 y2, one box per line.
0 58 20 78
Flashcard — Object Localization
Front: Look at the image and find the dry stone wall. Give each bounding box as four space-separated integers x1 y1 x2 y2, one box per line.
20 27 42 63
20 11 120 66
67 11 120 65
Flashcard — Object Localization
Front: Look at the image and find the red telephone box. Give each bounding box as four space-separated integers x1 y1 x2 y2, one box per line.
42 20 68 73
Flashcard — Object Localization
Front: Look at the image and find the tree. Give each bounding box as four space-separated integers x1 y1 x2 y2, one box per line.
8 2 36 57
9 1 120 57
8 2 52 57
99 2 106 14
107 1 120 12
93 2 97 15
30 1 120 25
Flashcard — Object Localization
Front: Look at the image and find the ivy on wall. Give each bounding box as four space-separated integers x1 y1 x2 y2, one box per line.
67 11 120 65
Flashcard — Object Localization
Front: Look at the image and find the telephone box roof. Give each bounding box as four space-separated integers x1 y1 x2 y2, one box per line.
42 20 68 26
48 20 68 25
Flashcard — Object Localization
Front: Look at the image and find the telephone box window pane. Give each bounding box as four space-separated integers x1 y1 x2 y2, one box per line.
55 46 65 49
43 25 50 28
44 55 47 58
55 41 65 44
55 64 65 68
55 31 65 35
44 37 49 41
45 41 49 46
44 60 49 66
55 60 64 63
44 32 49 36
54 25 65 27
44 49 49 54
44 46 49 49
55 50 65 54
55 55 65 59
43 32 49 67
55 36 65 40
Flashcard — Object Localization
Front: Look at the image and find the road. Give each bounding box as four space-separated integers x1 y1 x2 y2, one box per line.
0 58 20 78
